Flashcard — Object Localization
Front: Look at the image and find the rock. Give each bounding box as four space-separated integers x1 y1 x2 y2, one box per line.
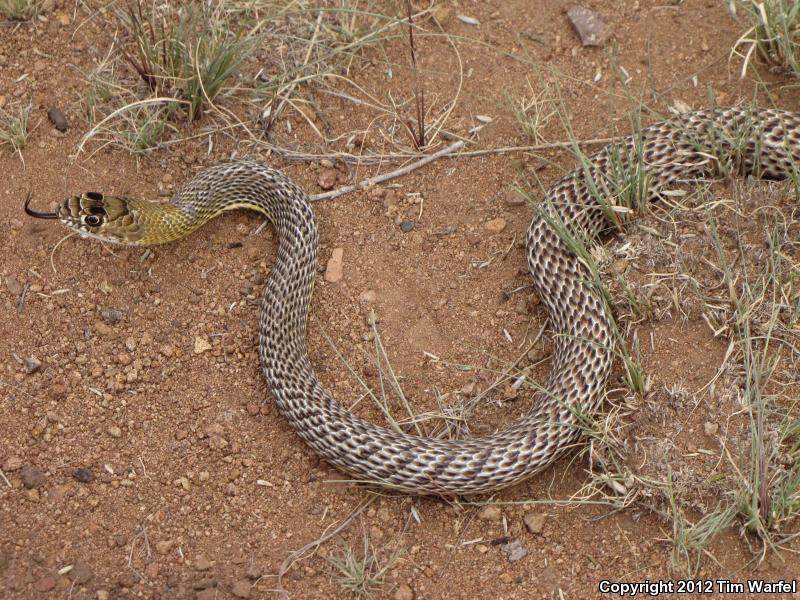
324 248 344 283
194 336 212 354
567 6 608 47
96 591 110 600
477 505 503 521
232 579 251 598
704 422 718 436
399 220 415 233
195 557 213 571
317 169 337 190
47 107 69 131
3 456 23 471
23 356 41 374
196 590 216 600
523 513 546 534
500 539 527 562
73 468 93 483
107 425 122 439
68 560 94 584
20 465 46 489
394 583 415 600
35 575 56 592
484 217 507 233
100 308 123 323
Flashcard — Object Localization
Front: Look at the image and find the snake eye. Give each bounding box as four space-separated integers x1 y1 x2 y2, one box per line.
85 214 102 226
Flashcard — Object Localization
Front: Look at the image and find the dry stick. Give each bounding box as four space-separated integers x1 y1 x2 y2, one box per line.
272 135 619 166
310 139 466 202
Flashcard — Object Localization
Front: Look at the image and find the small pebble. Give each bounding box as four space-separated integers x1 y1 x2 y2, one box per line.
68 560 94 584
195 557 213 571
155 540 173 555
393 583 415 600
2 456 22 471
194 337 212 354
245 563 263 580
704 422 718 436
20 465 46 489
484 217 507 233
47 107 69 131
500 539 528 562
35 575 56 592
100 308 123 323
317 169 337 190
5 274 22 296
74 468 94 483
107 425 122 439
324 248 344 283
23 356 41 374
523 513 546 534
567 6 608 47
399 220 415 233
477 505 503 521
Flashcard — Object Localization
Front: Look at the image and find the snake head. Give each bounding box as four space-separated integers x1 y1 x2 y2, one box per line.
25 192 143 244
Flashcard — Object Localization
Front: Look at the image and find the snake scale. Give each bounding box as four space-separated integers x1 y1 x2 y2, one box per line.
25 107 800 494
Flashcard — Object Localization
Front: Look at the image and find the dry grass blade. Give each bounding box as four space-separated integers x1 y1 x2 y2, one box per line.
0 102 31 162
115 0 255 122
730 0 800 79
0 0 48 20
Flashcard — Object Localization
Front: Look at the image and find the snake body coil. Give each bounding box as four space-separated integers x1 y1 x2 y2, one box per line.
32 107 800 494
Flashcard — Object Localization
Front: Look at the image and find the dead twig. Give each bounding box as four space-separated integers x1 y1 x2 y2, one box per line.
310 139 466 202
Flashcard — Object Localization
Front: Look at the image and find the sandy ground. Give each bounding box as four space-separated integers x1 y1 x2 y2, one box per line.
1 1 799 598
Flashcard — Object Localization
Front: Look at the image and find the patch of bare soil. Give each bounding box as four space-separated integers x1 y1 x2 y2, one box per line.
1 1 799 599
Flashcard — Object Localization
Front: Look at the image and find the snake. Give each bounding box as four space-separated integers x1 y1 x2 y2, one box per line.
24 107 800 495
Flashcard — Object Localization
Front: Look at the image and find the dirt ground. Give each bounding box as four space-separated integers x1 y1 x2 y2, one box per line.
2 1 800 599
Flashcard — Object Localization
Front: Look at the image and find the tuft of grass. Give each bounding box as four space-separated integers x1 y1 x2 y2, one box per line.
507 78 557 146
83 53 177 154
0 0 48 20
325 531 396 598
0 102 31 159
730 0 800 79
115 0 256 122
666 470 737 576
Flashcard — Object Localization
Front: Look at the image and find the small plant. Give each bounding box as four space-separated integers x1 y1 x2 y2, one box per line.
666 472 737 576
507 78 557 146
730 0 800 79
115 0 255 121
0 102 31 159
0 0 48 20
325 532 395 597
